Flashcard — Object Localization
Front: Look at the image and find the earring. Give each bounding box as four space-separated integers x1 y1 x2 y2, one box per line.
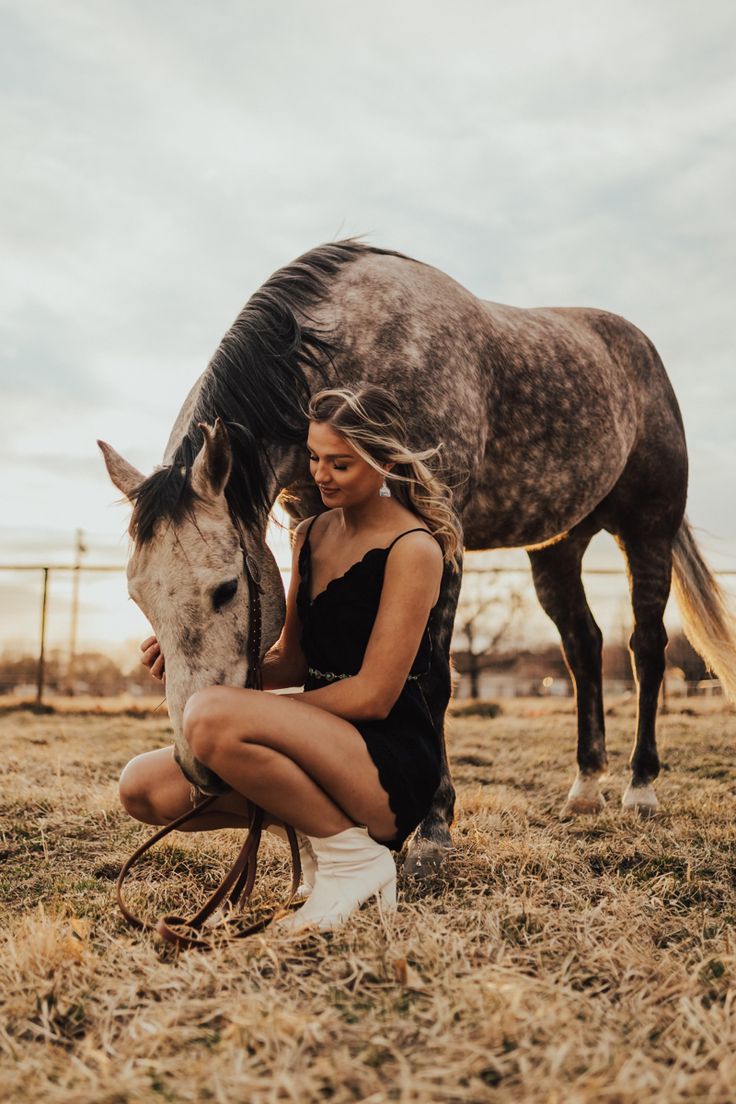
379 478 391 498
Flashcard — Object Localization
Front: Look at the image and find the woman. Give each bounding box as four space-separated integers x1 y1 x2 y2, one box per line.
121 384 460 932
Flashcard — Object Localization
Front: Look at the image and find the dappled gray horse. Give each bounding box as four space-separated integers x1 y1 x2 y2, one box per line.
100 240 736 872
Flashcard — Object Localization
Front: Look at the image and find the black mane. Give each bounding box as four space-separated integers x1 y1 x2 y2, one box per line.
129 239 407 544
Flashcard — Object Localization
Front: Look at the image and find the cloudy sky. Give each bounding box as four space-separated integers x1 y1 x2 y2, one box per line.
1 0 734 653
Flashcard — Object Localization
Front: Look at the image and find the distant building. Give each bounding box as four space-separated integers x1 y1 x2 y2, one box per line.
452 647 571 700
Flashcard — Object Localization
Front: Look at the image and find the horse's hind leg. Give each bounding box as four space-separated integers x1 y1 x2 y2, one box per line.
528 526 608 815
616 533 673 816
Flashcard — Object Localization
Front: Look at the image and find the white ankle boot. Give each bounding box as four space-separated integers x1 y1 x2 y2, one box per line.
275 826 397 934
265 823 317 898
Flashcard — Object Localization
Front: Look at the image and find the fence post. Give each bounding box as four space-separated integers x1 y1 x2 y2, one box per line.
36 567 50 706
66 529 86 695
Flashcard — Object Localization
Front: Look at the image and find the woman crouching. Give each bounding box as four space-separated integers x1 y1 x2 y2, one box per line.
121 384 460 932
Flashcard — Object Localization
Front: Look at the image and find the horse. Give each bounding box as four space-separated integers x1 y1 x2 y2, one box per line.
99 238 736 874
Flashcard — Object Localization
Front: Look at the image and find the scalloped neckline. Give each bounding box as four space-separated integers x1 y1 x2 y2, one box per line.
305 544 388 607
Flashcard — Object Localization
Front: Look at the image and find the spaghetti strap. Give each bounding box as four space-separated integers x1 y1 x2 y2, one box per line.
385 527 434 552
297 516 320 584
303 515 320 547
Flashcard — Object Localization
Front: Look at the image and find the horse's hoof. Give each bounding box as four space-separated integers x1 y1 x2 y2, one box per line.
561 794 606 818
561 774 605 817
403 838 453 879
622 784 659 818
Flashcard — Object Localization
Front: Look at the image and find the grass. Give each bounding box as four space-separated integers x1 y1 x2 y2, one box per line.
1 700 735 1102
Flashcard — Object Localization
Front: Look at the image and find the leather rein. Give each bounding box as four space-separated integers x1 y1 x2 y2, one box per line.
115 519 302 950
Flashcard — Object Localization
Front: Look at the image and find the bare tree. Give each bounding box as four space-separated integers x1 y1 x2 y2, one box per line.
453 570 527 697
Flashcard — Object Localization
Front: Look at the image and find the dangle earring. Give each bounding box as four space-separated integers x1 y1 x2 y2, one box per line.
379 477 391 498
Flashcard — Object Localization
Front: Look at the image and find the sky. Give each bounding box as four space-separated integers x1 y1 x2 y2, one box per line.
1 0 734 658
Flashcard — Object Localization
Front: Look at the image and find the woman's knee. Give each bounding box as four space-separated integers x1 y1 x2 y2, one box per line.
183 686 224 764
119 753 159 823
118 746 194 826
183 685 257 765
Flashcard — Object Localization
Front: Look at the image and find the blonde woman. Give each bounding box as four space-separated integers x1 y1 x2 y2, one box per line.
128 384 460 932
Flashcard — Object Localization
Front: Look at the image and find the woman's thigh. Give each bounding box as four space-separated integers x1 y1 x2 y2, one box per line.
186 688 398 839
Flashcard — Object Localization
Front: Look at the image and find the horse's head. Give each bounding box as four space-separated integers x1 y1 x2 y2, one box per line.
98 419 285 794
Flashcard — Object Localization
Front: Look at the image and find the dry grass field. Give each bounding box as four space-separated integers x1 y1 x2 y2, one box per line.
1 699 735 1103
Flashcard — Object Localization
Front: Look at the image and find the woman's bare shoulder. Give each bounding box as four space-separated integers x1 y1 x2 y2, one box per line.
386 528 443 575
290 516 315 557
292 516 315 538
292 510 340 552
382 531 443 607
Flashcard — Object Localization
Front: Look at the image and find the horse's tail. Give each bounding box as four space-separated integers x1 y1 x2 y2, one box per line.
671 520 736 701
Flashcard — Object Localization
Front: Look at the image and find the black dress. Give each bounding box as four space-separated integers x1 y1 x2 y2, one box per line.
297 518 443 851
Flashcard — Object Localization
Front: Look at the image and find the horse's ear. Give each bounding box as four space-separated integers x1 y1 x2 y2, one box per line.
191 419 232 499
97 440 144 500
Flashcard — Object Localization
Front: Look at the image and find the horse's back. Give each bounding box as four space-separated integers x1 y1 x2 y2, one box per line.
327 250 493 478
310 246 687 548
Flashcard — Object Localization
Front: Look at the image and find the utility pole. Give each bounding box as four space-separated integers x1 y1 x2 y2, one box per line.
66 529 86 695
35 568 49 706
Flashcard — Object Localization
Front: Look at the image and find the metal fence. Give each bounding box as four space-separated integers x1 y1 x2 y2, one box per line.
0 563 125 703
1 560 734 705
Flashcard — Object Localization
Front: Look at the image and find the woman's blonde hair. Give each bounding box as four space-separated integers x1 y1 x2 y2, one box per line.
308 384 461 569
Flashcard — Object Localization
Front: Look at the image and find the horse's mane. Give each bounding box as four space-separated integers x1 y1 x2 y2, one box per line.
129 239 409 543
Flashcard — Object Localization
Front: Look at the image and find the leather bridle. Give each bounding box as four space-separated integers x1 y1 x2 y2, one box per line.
236 513 264 692
116 516 301 950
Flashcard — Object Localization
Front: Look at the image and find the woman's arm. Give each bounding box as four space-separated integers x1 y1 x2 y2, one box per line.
260 518 312 690
284 531 443 721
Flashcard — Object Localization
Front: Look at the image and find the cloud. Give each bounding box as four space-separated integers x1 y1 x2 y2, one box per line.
0 0 734 563
0 300 115 402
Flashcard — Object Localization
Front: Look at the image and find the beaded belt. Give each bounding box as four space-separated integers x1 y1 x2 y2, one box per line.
308 666 420 683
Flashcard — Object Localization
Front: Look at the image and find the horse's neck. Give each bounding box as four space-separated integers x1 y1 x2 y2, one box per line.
266 440 308 494
163 372 207 465
164 363 319 496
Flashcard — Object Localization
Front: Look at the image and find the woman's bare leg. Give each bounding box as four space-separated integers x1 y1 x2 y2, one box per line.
118 742 379 839
119 745 355 835
183 686 399 843
119 746 259 831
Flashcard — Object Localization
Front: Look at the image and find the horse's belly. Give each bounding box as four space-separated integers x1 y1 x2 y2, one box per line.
462 484 606 550
461 434 634 550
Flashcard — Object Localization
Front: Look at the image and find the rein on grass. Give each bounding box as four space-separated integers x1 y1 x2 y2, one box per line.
116 797 302 950
116 522 302 950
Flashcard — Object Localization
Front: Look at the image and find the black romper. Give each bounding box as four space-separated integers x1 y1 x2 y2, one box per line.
297 518 444 851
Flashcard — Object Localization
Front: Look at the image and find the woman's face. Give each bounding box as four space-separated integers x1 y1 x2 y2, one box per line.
307 420 385 508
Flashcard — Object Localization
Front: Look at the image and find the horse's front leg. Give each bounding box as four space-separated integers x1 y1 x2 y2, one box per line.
404 732 456 877
528 532 609 815
404 556 461 876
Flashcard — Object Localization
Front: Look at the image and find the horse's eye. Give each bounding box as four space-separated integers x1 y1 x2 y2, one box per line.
212 578 238 611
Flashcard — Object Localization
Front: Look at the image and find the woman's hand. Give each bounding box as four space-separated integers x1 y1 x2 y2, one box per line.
140 635 166 683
